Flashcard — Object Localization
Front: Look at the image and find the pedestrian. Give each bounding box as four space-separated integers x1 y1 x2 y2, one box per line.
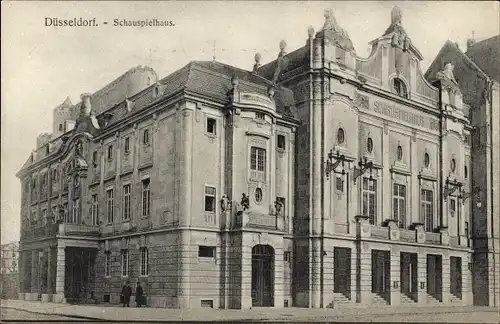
136 281 144 307
120 281 132 307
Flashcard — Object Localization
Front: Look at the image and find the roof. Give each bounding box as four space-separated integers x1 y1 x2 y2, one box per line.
465 35 500 82
257 46 310 82
101 60 298 126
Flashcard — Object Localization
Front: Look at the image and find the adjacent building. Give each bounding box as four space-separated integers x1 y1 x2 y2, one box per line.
425 35 500 307
16 7 499 308
1 241 20 299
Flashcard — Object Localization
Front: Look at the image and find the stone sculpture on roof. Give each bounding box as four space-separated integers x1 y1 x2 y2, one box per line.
435 62 461 92
317 8 355 52
74 93 101 136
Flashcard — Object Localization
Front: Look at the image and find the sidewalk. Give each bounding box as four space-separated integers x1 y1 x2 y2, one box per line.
1 299 498 322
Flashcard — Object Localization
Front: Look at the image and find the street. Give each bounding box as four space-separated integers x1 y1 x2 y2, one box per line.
1 308 84 321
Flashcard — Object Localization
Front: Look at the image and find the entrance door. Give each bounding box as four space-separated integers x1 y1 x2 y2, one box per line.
251 245 274 307
334 247 351 298
65 248 97 303
426 254 443 301
372 250 390 298
400 253 417 298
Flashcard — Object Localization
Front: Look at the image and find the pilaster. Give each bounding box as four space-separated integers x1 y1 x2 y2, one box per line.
462 255 472 305
323 244 334 307
417 251 427 304
310 239 321 308
390 249 401 305
356 242 372 305
441 254 450 304
274 248 284 308
177 229 191 309
53 245 65 303
241 244 252 309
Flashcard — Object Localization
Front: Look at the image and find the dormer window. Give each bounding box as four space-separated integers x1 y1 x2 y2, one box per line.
392 78 408 98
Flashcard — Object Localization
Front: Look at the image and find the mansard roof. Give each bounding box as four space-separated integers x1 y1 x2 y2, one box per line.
18 60 298 176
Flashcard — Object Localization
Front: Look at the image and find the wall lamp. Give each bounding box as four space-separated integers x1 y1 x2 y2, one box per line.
459 187 481 205
354 157 374 181
325 149 347 180
444 176 462 200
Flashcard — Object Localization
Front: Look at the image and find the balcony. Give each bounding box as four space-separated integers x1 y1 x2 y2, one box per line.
233 210 284 231
58 223 100 237
21 223 58 240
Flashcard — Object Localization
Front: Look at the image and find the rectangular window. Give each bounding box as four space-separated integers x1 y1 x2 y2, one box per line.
277 196 286 217
121 250 129 277
206 117 216 135
106 189 114 223
277 135 286 150
250 147 266 172
42 209 47 225
256 112 265 120
91 194 99 226
142 178 151 217
124 137 130 153
284 251 291 262
465 221 469 237
362 178 377 225
421 189 433 232
92 151 98 166
52 206 58 220
72 199 80 224
107 145 113 160
140 247 149 276
198 246 216 258
122 184 131 221
105 251 111 277
143 129 150 145
204 186 216 212
393 184 406 229
336 176 344 192
63 202 68 223
450 198 457 214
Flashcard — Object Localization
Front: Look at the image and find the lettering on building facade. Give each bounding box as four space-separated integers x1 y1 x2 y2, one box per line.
356 93 439 131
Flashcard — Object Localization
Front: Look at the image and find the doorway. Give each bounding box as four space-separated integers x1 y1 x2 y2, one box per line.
251 245 274 307
372 250 390 302
426 254 443 301
334 247 351 299
400 252 418 301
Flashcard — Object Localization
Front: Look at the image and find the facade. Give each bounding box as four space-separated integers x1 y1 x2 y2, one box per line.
15 7 498 309
1 241 19 274
425 35 500 307
1 241 20 299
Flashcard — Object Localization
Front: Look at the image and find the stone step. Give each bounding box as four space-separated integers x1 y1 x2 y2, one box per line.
427 293 441 303
333 292 353 304
450 293 462 303
401 293 416 303
372 293 389 305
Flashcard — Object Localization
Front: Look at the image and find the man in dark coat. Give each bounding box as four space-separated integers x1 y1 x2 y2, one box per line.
135 281 144 307
120 281 132 307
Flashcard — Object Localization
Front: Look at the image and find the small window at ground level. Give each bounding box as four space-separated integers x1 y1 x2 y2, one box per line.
206 118 216 135
277 135 286 150
284 251 291 262
198 246 216 258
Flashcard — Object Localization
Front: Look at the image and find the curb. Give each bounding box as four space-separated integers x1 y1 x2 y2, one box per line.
1 306 106 321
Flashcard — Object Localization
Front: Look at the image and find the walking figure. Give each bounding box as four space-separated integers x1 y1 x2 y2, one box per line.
120 281 132 307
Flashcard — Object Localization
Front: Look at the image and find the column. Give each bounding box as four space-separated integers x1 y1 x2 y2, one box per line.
356 243 372 305
18 251 26 300
53 245 66 303
46 247 53 294
417 251 427 304
390 250 401 306
441 255 450 304
30 250 38 299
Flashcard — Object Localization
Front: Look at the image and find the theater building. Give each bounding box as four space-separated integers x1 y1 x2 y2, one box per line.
16 7 497 309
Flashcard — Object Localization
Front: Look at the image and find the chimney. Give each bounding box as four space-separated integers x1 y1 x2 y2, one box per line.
466 31 476 51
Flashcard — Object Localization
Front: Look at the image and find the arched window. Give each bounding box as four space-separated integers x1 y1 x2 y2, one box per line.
337 128 345 145
392 78 408 98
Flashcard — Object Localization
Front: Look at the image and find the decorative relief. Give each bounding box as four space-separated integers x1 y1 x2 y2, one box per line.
354 92 369 110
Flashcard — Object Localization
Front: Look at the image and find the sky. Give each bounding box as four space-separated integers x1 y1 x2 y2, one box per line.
1 1 499 244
